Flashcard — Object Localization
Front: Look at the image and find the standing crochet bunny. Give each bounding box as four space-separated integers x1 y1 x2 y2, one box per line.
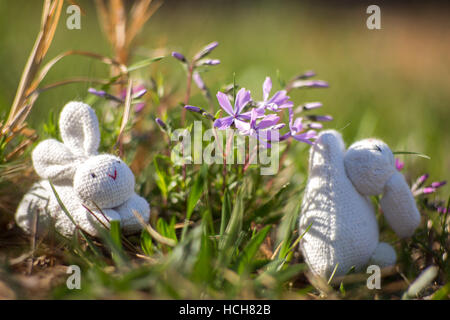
299 130 420 278
15 101 150 237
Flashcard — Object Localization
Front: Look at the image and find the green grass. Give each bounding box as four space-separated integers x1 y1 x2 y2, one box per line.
0 1 449 299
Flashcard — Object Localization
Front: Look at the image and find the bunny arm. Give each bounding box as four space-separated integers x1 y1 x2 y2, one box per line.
114 193 150 235
299 130 379 278
15 180 119 237
46 183 122 237
380 171 421 238
15 181 55 235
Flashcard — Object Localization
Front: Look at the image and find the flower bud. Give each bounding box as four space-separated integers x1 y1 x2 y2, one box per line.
171 51 187 63
193 41 219 61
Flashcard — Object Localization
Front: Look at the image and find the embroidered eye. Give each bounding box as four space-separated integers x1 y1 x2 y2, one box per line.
91 173 96 178
375 145 382 152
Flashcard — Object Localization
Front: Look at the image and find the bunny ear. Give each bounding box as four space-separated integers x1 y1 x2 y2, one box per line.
59 101 100 157
307 130 346 174
32 139 79 182
380 171 421 238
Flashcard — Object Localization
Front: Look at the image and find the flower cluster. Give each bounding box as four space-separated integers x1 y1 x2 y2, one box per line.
172 41 220 98
396 157 447 214
88 84 147 113
411 173 447 197
185 74 331 148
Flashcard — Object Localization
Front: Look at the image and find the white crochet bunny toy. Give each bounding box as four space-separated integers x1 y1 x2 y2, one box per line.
299 130 421 278
15 101 150 237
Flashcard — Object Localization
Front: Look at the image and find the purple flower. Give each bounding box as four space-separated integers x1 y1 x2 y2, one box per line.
120 84 147 112
395 158 405 171
194 41 219 61
258 77 293 111
306 115 333 122
237 108 281 136
196 59 220 66
213 88 254 130
193 72 207 90
155 118 167 130
185 105 201 113
431 181 447 189
290 80 329 89
172 51 187 63
308 122 323 129
88 88 107 97
413 177 446 196
236 108 284 148
295 70 316 80
437 207 448 214
184 105 215 121
423 187 436 194
298 102 323 111
88 88 123 103
418 174 429 185
133 88 147 99
412 173 429 193
281 108 317 145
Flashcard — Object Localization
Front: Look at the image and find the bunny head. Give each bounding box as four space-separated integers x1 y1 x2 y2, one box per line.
344 138 396 195
32 101 136 209
73 154 135 208
343 137 421 238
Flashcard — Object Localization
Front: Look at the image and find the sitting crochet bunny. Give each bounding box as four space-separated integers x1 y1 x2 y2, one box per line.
15 101 150 237
299 130 421 278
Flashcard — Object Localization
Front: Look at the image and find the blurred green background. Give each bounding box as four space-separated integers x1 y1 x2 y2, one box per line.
0 0 448 182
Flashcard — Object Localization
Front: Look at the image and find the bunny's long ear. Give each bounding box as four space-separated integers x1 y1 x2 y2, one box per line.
32 139 79 182
380 171 421 238
307 129 346 176
59 101 100 157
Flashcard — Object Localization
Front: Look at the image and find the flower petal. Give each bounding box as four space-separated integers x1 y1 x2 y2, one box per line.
235 119 250 133
395 158 405 171
278 101 294 109
280 132 292 141
292 130 317 144
258 114 280 129
235 88 251 114
308 122 323 129
216 92 234 116
268 90 289 105
263 77 272 101
240 107 265 120
291 117 304 134
185 105 201 112
193 72 206 90
288 107 294 131
214 116 234 130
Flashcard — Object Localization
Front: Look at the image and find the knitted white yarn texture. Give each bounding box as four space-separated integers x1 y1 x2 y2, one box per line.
15 101 150 237
299 130 421 278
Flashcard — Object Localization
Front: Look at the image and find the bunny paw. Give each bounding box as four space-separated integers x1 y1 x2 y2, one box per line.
369 242 397 268
115 193 150 235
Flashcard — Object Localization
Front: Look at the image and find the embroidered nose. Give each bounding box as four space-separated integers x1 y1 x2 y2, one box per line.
108 169 117 180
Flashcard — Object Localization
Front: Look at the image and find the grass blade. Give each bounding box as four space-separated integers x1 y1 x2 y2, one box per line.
235 225 271 274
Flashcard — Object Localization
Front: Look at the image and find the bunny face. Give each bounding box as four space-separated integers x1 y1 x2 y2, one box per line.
344 138 396 195
73 154 135 209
